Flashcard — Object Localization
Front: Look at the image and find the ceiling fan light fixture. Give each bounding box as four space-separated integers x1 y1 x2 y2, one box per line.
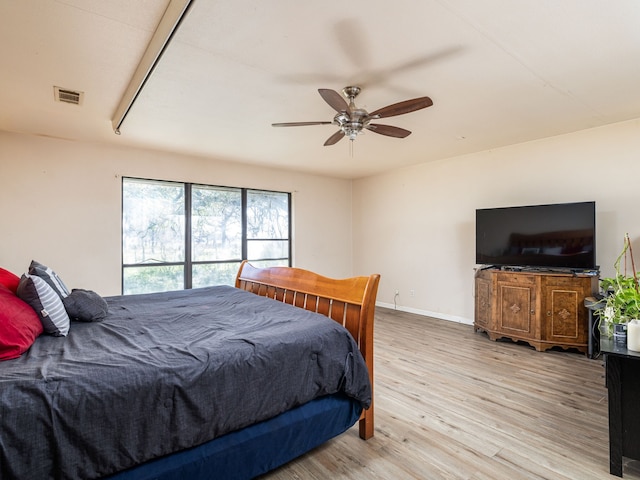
272 86 433 146
343 126 361 141
342 119 365 141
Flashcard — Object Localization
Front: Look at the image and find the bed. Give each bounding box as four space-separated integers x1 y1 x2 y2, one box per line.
0 261 380 480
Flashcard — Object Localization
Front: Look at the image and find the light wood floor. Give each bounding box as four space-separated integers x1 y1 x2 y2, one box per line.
263 307 640 479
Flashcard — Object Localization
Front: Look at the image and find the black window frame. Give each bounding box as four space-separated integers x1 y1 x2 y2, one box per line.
121 177 292 293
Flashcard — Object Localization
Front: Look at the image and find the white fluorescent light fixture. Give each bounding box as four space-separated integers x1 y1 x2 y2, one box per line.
111 0 193 135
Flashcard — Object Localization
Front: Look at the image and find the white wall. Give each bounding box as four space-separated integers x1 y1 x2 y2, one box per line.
353 118 640 324
0 131 353 296
4 118 640 321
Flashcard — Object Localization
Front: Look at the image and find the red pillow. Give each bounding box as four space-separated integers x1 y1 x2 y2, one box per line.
0 285 44 360
0 267 20 294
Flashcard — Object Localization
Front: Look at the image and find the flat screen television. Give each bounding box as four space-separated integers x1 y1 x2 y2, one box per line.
475 201 596 271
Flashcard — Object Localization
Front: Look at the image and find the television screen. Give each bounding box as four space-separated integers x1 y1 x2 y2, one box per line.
475 201 596 270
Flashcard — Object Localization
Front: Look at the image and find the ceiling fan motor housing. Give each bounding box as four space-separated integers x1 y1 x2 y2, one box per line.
334 108 368 140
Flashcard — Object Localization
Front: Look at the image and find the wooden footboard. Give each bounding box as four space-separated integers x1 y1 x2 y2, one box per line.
235 260 380 440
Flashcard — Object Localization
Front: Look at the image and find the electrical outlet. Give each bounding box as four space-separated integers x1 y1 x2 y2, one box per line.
410 289 415 297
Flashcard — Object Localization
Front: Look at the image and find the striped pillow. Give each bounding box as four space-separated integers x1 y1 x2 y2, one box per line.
28 260 70 299
17 274 70 336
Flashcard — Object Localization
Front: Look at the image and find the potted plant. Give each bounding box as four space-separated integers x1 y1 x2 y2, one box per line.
598 233 640 339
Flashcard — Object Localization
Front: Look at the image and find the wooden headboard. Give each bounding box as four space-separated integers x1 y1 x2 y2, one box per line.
235 260 380 440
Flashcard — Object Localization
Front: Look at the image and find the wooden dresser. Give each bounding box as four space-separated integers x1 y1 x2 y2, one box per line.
474 268 598 353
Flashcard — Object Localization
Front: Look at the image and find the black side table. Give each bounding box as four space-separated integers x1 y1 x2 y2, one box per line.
601 337 640 477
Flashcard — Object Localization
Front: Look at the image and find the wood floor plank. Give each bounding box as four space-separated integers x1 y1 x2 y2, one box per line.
261 307 640 479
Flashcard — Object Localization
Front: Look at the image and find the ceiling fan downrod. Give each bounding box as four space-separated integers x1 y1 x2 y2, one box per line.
339 86 368 141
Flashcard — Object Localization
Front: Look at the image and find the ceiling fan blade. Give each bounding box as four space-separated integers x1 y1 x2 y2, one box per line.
272 121 333 127
369 96 433 119
366 124 412 138
324 130 345 146
334 19 369 70
318 89 349 113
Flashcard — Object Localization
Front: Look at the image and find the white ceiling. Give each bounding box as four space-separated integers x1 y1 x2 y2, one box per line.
2 0 640 179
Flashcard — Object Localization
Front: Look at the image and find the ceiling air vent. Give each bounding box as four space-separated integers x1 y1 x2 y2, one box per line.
54 86 84 105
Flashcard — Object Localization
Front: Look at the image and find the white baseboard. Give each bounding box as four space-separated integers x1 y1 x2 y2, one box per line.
376 301 473 326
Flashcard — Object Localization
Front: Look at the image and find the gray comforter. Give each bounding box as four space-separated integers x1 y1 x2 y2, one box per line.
0 286 371 480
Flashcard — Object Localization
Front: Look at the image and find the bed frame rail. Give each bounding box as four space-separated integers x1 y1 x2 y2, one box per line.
235 260 380 440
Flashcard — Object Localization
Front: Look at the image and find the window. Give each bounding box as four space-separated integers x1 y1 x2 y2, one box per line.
122 178 291 295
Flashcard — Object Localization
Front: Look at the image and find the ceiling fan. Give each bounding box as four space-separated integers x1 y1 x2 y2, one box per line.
272 86 433 146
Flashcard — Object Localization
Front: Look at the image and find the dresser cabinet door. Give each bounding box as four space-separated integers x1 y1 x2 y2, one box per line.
497 273 539 340
475 273 493 331
542 277 589 345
